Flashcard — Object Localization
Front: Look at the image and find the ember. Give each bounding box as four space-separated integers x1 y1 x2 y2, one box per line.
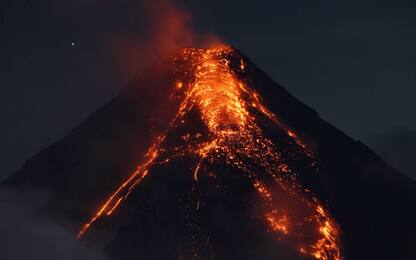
77 46 342 259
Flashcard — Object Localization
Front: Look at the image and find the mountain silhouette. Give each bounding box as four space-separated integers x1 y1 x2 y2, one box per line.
3 46 416 260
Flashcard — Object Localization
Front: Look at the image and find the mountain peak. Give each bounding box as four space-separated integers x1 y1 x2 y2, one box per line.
76 45 341 259
4 46 415 260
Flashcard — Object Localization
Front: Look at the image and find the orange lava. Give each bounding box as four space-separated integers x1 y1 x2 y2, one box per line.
77 46 342 259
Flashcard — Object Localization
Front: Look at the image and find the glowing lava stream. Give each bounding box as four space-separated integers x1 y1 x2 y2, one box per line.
77 46 342 259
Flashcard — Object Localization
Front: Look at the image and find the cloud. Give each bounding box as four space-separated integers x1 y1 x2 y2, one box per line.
109 0 195 79
0 189 108 260
106 0 220 80
368 128 416 180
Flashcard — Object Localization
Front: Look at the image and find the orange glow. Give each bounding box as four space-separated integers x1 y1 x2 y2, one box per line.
310 207 342 260
77 46 342 259
193 160 202 181
76 135 164 238
240 59 245 70
266 212 289 234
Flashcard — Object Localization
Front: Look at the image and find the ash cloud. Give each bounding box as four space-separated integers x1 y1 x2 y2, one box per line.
108 0 219 80
108 0 195 79
0 189 108 260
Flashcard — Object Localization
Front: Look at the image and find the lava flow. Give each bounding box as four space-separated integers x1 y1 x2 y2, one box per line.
77 46 342 259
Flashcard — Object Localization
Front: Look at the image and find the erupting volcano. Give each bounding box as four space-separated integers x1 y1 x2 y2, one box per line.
4 46 416 260
77 46 341 259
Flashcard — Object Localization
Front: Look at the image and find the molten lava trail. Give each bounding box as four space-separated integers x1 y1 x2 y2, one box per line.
78 46 342 259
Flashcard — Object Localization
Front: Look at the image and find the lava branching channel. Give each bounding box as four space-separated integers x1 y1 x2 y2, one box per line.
77 46 342 260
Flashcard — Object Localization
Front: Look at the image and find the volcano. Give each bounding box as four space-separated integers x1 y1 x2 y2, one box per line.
3 46 416 260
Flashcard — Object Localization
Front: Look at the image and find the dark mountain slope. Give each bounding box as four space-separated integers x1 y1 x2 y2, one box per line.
3 47 415 260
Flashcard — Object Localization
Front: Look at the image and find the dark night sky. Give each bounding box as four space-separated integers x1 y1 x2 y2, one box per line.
1 0 415 181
